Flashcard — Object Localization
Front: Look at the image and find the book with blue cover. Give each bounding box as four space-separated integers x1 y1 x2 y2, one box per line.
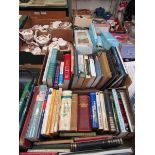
89 92 99 129
58 62 64 87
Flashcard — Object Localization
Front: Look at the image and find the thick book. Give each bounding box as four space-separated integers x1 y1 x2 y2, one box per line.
54 61 61 88
96 52 112 89
89 92 99 129
47 48 58 87
20 86 39 149
63 54 71 90
76 55 85 89
20 152 58 155
59 132 96 137
71 50 79 89
103 90 116 132
70 94 78 131
58 62 64 87
78 95 91 131
59 91 72 131
26 85 47 141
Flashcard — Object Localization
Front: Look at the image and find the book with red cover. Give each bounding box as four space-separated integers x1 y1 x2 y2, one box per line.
63 53 71 90
19 86 39 149
20 153 57 155
78 95 91 131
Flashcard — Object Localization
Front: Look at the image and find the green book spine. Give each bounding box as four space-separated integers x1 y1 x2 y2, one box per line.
19 81 31 119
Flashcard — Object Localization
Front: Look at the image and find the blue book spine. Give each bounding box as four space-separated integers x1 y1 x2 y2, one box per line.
89 92 99 129
112 89 126 132
58 62 64 86
111 47 126 77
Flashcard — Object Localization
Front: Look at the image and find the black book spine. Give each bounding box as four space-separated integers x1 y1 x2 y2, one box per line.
71 138 123 152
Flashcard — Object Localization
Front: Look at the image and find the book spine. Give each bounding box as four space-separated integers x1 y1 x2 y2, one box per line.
104 91 116 132
112 89 127 132
59 91 72 131
41 88 53 136
58 62 64 87
89 92 99 129
96 92 103 129
78 55 85 73
59 132 96 137
54 61 60 88
99 92 109 131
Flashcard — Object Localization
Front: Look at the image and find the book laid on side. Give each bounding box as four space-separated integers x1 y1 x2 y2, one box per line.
112 89 128 137
20 86 39 149
58 62 64 88
85 57 96 88
96 52 112 89
78 95 91 132
103 90 116 132
20 153 58 155
99 92 109 132
91 56 104 88
89 92 99 129
59 91 72 131
41 88 53 136
26 85 47 141
27 149 70 153
70 94 78 131
59 132 96 137
81 55 91 88
71 50 79 89
42 49 52 84
95 92 103 130
45 89 56 136
54 61 61 88
63 54 71 90
70 138 123 152
47 48 58 87
75 54 85 89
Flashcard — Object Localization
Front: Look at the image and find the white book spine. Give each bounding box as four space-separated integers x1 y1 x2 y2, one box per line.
89 58 96 77
112 89 127 132
99 92 109 131
96 92 103 129
41 88 53 135
78 55 84 73
42 50 52 84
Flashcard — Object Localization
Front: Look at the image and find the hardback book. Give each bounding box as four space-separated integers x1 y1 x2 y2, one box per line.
103 90 116 132
85 57 96 88
95 92 103 130
45 89 56 136
70 94 78 131
20 153 58 155
74 30 93 54
27 149 70 153
91 56 104 88
78 95 91 131
63 54 71 90
96 52 112 89
99 91 109 131
58 62 64 87
59 90 72 131
81 55 91 88
54 61 61 88
59 132 96 137
70 138 123 152
112 89 128 137
47 48 58 87
26 85 47 141
20 86 39 149
42 49 52 84
71 50 79 89
52 88 63 134
41 88 53 136
70 43 74 76
76 54 85 89
89 92 99 129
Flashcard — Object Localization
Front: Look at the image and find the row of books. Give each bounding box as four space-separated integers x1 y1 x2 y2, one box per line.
42 46 128 90
20 84 134 148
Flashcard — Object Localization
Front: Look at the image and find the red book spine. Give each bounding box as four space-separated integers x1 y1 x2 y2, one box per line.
19 86 39 148
64 54 71 80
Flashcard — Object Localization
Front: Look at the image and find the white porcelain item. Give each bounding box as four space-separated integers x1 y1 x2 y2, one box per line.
19 29 33 41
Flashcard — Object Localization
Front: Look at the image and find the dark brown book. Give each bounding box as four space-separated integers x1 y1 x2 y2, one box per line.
19 86 39 149
78 95 91 131
70 94 78 131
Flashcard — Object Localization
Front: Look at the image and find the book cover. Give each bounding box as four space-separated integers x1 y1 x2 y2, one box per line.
89 92 99 129
63 54 71 90
58 62 64 87
59 132 96 137
20 153 57 155
54 61 61 88
78 95 91 131
59 91 72 131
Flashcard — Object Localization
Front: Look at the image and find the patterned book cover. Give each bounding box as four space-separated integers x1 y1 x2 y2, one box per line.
89 92 99 129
